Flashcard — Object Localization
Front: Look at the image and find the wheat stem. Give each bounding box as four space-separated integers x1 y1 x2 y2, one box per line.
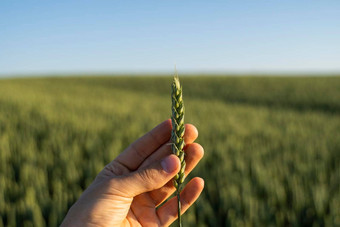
171 74 185 227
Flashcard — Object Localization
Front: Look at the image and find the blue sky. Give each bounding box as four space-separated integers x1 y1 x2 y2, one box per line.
1 0 340 75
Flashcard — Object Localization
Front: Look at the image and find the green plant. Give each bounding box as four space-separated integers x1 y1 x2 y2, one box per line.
1 76 339 226
171 75 186 227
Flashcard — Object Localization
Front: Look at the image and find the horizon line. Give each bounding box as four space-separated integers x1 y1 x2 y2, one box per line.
1 70 340 79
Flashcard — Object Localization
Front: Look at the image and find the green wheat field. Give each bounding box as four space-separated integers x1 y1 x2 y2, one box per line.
0 76 339 226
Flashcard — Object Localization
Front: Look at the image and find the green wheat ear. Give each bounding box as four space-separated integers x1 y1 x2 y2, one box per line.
171 74 186 227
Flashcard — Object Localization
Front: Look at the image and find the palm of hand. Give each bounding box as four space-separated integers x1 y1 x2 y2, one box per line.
62 120 204 227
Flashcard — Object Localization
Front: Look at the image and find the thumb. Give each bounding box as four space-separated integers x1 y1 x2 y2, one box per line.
117 154 180 197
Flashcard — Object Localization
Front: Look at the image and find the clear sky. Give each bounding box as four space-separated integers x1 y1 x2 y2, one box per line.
1 0 340 76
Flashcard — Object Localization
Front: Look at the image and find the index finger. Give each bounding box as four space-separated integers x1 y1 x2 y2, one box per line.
114 119 172 170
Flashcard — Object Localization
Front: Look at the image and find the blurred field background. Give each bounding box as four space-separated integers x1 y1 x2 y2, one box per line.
0 75 339 226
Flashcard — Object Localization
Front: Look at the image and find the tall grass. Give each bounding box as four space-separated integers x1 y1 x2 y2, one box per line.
0 76 339 226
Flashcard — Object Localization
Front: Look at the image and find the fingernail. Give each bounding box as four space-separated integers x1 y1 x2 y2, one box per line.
161 156 177 173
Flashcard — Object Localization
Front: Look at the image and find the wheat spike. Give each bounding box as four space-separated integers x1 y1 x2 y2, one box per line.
171 74 186 227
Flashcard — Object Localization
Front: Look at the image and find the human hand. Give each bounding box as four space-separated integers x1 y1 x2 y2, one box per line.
61 119 204 227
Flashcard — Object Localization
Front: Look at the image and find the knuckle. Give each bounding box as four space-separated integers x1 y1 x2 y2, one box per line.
138 169 158 190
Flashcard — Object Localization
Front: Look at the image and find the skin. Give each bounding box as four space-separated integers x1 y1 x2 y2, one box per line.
61 119 204 227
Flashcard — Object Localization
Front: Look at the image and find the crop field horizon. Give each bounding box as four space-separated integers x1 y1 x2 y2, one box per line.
0 75 339 226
